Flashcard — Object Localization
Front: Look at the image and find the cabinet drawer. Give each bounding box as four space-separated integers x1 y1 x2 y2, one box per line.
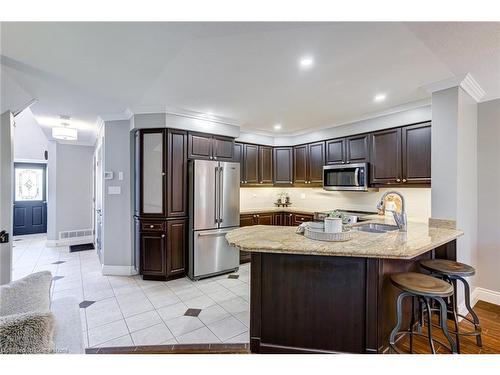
140 221 165 232
292 213 314 225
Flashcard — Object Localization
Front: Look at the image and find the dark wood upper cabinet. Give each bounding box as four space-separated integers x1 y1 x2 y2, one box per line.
166 219 187 278
258 146 273 184
166 129 188 218
187 132 212 160
273 147 293 185
294 142 325 184
402 122 431 184
308 141 325 183
326 139 346 165
346 134 369 163
137 129 166 217
213 136 234 160
234 142 244 183
370 128 402 184
187 132 235 161
243 144 259 184
293 145 308 183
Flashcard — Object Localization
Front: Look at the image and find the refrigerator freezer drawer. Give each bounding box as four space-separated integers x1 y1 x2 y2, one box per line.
193 228 240 279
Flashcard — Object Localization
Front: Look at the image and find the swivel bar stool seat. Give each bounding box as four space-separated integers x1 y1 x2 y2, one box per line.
420 259 482 352
389 272 457 354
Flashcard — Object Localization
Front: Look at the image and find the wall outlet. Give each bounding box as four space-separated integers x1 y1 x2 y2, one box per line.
300 193 306 199
118 171 124 181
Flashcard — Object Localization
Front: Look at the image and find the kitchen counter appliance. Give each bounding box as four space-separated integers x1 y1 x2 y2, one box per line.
188 159 240 280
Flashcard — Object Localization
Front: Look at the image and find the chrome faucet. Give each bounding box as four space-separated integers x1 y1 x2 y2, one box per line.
376 191 407 231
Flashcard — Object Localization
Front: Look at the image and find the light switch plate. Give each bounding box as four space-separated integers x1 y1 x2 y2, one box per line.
118 172 123 180
108 186 121 195
104 171 114 180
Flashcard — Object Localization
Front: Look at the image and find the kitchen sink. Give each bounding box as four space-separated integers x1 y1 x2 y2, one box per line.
355 223 400 233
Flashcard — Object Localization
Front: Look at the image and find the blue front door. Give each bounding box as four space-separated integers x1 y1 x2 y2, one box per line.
13 163 47 236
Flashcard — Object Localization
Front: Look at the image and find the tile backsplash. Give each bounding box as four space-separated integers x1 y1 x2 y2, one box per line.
240 187 431 221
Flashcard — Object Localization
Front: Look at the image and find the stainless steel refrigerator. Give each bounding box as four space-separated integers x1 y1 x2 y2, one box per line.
188 159 240 280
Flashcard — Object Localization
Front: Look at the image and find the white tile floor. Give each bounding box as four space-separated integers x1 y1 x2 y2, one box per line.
12 234 250 349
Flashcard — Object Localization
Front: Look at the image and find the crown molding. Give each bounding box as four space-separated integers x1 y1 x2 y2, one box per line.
98 109 133 122
422 73 486 102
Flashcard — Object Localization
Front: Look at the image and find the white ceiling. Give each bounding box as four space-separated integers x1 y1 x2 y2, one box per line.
1 22 499 144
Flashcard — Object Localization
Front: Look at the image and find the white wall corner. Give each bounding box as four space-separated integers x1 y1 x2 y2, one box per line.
457 287 500 319
101 264 138 276
423 73 486 103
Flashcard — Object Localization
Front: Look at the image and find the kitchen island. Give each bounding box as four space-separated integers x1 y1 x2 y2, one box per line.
226 219 463 354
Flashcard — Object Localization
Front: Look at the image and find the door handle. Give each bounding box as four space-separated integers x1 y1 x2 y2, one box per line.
198 231 229 237
218 166 224 223
0 230 9 244
214 167 219 224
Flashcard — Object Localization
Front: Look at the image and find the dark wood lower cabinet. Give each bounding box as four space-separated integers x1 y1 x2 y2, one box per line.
138 218 188 281
250 240 457 354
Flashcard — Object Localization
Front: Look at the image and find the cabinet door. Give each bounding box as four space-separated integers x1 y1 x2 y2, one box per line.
370 128 402 184
258 146 273 184
234 143 244 183
213 136 234 161
140 231 166 277
308 141 325 183
255 213 273 225
273 213 283 225
402 123 431 184
274 147 293 184
292 213 314 226
346 134 369 163
326 139 346 165
166 219 187 278
293 145 308 184
140 130 166 216
240 214 256 227
243 144 259 184
188 132 213 160
284 213 294 226
167 129 188 218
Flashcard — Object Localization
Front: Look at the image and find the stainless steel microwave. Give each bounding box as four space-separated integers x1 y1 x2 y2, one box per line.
323 162 371 191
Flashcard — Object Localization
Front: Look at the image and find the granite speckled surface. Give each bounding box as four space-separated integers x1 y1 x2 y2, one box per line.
225 219 463 260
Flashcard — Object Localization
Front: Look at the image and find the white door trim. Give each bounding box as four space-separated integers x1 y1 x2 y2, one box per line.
0 111 14 285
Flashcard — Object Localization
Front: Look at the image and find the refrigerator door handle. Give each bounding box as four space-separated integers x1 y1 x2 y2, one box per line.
214 166 219 224
219 166 224 223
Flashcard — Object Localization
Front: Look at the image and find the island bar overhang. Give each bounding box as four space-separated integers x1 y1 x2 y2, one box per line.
248 240 457 354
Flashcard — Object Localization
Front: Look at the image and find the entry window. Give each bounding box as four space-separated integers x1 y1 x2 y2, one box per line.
15 167 44 201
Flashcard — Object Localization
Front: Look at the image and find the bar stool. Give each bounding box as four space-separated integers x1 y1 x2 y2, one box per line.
389 272 457 354
420 259 482 353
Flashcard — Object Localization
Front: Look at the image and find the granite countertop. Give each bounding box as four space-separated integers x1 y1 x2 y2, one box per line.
225 218 463 260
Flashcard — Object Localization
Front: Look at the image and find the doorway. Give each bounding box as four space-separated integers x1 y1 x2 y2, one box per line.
13 162 47 235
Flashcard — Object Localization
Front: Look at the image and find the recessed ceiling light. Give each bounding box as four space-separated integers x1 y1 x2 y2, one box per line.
299 56 314 69
374 93 387 102
273 124 282 130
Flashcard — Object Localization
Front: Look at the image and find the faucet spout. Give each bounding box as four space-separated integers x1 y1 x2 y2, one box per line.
376 191 407 231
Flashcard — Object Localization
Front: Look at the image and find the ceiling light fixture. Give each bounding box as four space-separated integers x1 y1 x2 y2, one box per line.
52 116 78 141
374 93 387 102
273 124 282 130
299 56 314 69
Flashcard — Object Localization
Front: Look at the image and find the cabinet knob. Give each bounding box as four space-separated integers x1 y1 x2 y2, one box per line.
260 181 263 184
342 161 346 164
346 161 350 164
289 182 293 184
289 214 292 217
256 214 260 217
150 225 154 228
214 156 217 160
161 234 165 238
402 179 407 183
162 172 166 176
396 178 401 182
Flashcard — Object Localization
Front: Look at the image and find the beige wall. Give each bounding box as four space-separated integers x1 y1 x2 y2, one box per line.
240 187 431 221
477 99 500 294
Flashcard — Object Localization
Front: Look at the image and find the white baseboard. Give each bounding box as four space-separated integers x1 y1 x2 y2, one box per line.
101 264 138 276
458 287 500 318
46 235 94 247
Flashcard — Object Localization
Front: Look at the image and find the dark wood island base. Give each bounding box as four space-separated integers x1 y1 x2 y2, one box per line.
249 240 456 354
